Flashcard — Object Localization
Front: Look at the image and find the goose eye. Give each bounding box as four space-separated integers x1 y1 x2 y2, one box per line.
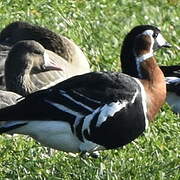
153 32 158 39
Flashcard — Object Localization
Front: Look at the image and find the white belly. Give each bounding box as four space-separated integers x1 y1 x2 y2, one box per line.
8 121 104 153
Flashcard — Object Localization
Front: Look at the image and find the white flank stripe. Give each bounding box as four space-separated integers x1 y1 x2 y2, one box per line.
81 107 101 135
131 90 139 104
73 90 101 104
45 99 83 117
96 101 128 127
73 116 84 137
133 78 148 129
79 91 141 138
59 90 94 112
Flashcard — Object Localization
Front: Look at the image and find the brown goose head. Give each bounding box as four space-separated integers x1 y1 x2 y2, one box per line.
5 40 64 96
0 21 90 88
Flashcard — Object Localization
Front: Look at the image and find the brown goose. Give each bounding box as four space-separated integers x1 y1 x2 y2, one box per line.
120 25 180 114
0 21 90 89
5 40 84 96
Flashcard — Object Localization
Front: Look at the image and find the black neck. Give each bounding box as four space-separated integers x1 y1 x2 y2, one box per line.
120 38 139 78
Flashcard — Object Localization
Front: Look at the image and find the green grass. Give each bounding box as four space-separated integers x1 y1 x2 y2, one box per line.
0 0 179 179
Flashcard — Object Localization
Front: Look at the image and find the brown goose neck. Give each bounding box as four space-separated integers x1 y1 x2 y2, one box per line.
140 57 165 83
139 57 166 121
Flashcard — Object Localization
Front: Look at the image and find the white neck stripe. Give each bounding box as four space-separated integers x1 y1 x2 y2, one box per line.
136 52 154 63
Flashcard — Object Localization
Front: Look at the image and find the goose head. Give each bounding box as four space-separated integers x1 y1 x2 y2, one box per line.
0 21 89 64
0 21 90 89
5 40 64 96
132 29 170 120
120 25 171 78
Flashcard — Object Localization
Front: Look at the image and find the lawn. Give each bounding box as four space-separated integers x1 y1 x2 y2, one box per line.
0 0 179 179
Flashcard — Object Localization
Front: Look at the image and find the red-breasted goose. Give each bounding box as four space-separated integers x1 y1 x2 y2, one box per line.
120 25 171 77
0 26 169 155
0 21 90 88
5 40 88 96
120 25 179 114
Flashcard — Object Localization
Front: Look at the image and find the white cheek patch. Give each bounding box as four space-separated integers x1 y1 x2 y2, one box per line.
156 33 167 46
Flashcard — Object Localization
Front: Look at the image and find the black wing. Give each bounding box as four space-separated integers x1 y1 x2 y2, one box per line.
0 72 139 124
